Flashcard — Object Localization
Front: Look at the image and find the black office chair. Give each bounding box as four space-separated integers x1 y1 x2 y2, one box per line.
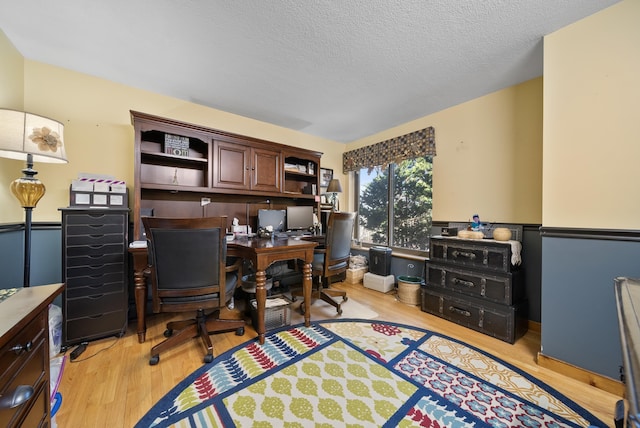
293 211 356 314
142 216 245 365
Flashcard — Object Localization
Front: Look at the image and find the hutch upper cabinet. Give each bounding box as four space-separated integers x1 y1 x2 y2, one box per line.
131 111 322 240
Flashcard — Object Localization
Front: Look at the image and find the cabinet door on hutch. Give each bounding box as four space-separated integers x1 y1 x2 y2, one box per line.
213 140 281 192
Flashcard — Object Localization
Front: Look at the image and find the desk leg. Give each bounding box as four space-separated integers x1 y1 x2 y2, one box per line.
255 269 267 345
302 261 312 327
133 266 147 343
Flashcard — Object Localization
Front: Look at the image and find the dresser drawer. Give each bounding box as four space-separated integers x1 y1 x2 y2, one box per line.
0 312 46 384
0 331 47 428
421 287 528 344
65 291 127 319
425 262 524 305
64 310 127 343
430 237 515 273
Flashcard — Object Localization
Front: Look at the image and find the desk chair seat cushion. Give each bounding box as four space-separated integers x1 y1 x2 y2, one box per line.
160 272 237 305
312 253 348 273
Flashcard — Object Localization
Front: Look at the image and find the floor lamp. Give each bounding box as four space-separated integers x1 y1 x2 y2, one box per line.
0 109 67 287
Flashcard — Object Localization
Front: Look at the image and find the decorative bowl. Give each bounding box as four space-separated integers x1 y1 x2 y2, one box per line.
493 227 512 241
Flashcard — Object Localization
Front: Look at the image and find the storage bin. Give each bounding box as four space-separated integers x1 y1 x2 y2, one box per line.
346 267 367 284
397 276 423 305
250 297 292 330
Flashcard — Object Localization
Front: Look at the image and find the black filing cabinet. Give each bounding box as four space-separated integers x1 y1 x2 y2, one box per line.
60 208 129 346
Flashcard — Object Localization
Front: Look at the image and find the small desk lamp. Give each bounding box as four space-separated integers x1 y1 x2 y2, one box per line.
326 178 342 212
0 109 67 287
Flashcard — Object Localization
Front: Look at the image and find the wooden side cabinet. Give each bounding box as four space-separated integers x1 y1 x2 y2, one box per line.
60 208 129 346
0 283 64 428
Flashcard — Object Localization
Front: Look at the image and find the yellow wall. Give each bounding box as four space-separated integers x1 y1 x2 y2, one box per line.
0 31 27 223
543 0 640 229
346 78 543 224
0 59 342 223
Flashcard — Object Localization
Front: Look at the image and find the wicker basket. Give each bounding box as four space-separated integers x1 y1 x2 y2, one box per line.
346 267 367 284
397 276 422 305
250 297 291 330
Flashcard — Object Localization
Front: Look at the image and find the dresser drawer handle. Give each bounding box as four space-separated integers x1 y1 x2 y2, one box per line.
449 306 471 317
0 385 34 409
10 340 33 355
452 278 475 288
451 250 476 260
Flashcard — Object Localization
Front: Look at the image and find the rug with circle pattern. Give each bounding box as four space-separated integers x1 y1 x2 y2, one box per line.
135 319 607 427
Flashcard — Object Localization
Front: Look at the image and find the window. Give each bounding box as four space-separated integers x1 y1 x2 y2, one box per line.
356 156 432 252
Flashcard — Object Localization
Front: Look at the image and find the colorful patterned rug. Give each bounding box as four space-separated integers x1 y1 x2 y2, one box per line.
136 320 607 427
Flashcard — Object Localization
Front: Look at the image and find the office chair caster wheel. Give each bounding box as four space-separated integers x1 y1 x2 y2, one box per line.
203 354 214 364
337 307 343 315
149 355 159 365
164 329 173 338
299 304 306 315
343 296 348 302
236 327 245 336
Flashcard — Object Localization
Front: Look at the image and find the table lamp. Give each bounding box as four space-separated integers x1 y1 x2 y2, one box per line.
0 109 67 287
326 178 342 211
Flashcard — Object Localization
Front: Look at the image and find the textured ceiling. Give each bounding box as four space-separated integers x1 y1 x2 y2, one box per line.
0 1 619 142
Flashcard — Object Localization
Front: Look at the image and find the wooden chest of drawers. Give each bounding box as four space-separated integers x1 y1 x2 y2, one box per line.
423 236 527 343
0 284 63 428
61 208 129 346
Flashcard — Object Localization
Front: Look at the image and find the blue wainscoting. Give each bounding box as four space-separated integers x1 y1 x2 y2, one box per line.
541 230 640 380
0 223 63 290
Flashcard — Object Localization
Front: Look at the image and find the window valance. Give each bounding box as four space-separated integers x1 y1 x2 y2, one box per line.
342 127 435 173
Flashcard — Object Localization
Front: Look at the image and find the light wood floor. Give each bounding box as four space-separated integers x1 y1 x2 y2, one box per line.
55 281 621 427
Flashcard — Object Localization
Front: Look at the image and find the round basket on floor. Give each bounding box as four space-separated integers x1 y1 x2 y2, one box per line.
397 276 423 305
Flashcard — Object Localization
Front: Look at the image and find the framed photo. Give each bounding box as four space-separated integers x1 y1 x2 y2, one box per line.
320 168 333 187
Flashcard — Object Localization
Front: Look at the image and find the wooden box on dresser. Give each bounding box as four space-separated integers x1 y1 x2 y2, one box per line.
0 283 63 428
60 208 129 347
422 233 528 344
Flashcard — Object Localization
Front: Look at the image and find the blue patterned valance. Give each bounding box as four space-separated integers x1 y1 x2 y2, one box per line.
342 127 435 173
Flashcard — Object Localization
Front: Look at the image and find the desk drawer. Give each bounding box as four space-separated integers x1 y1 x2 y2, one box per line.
0 312 45 385
425 262 524 305
421 287 528 344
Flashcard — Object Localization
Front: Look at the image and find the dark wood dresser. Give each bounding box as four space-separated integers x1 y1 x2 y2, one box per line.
422 235 528 343
0 283 64 427
60 208 129 347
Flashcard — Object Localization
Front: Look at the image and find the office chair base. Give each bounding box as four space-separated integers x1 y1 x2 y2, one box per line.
149 309 246 365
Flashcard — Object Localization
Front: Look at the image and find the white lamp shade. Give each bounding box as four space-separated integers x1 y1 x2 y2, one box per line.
0 109 67 163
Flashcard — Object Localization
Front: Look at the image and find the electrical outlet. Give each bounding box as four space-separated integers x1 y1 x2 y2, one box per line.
200 197 211 206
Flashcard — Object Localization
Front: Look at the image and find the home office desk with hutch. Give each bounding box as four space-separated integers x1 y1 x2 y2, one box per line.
129 236 317 345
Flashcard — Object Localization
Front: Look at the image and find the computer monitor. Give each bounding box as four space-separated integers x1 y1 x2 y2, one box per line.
286 205 314 231
257 209 286 232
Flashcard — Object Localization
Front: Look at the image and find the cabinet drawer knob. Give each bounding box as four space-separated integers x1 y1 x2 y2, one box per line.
0 385 34 409
449 306 471 317
10 340 33 355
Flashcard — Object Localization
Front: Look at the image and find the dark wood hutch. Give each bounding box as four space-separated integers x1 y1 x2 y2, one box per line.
131 111 323 240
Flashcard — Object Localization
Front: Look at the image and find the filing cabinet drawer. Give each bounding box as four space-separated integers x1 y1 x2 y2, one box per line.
421 287 528 344
66 233 125 246
64 310 127 341
65 291 126 319
66 222 125 236
66 252 124 267
65 271 124 289
64 212 126 226
65 280 125 299
426 262 524 305
66 243 123 258
66 262 124 279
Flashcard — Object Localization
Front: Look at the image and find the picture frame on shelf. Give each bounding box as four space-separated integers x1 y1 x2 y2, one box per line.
320 168 333 187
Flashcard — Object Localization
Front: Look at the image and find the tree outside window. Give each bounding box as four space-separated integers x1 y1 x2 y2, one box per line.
357 156 432 251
